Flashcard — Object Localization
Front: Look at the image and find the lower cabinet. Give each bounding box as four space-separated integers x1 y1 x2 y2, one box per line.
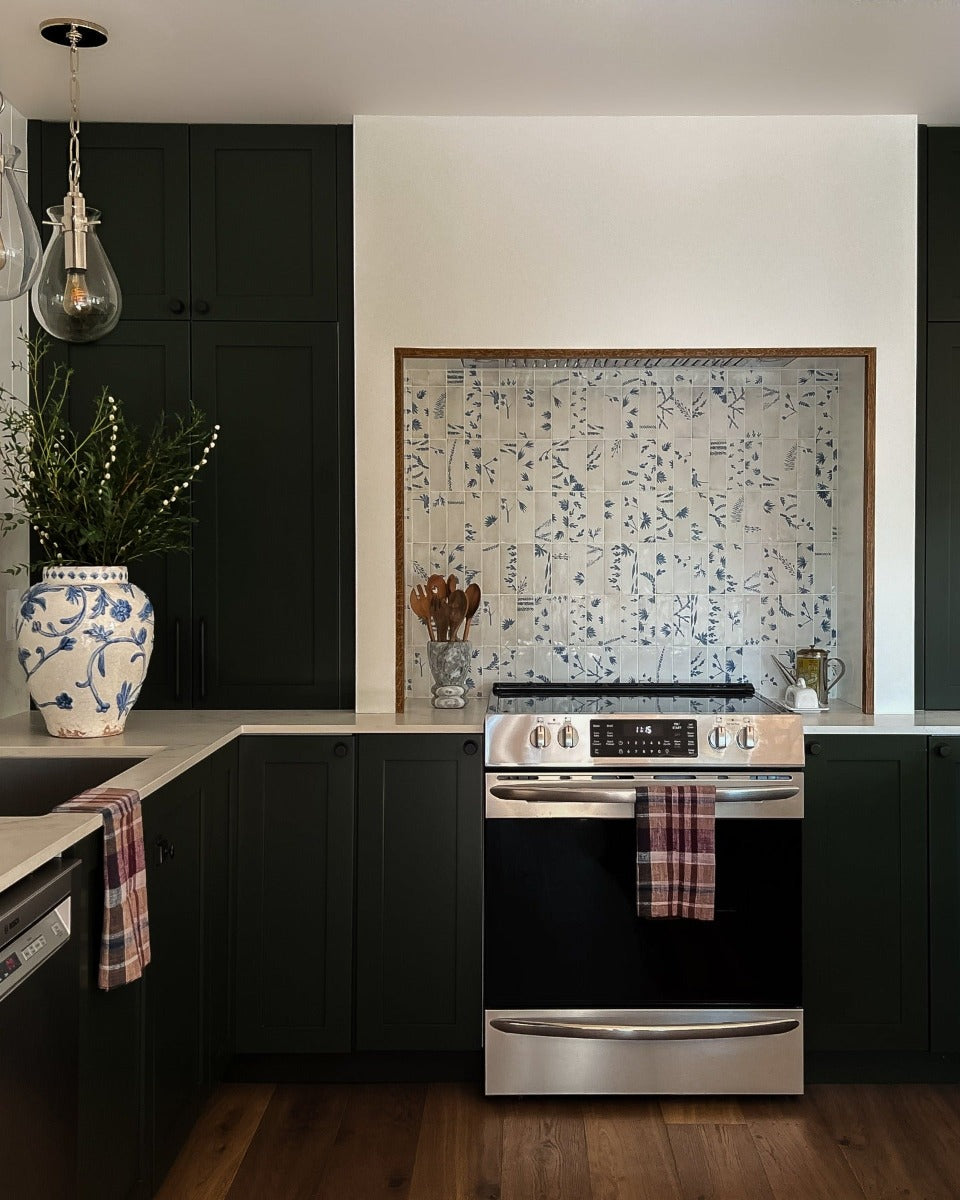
803 735 929 1053
234 732 484 1058
929 736 960 1051
75 743 237 1199
235 736 355 1053
355 734 483 1052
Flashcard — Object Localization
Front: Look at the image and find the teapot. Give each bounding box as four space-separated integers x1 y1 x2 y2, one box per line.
794 647 845 707
784 676 821 712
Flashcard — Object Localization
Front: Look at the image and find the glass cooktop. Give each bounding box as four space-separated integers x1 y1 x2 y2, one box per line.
487 681 784 717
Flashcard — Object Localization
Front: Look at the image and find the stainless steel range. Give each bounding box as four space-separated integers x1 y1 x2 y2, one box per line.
483 681 805 1097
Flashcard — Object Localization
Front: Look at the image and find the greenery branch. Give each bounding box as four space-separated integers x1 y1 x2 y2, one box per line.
0 334 220 573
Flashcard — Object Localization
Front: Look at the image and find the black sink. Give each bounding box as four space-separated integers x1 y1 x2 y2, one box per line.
0 757 145 817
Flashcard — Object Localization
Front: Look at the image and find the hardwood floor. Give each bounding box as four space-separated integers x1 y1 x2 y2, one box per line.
156 1082 960 1200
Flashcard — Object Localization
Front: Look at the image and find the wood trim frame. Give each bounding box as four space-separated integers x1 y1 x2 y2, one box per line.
394 346 877 715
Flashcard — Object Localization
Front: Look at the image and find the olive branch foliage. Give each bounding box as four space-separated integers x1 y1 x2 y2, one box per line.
0 335 219 573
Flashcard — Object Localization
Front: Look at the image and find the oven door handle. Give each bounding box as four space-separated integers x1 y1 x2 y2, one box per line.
489 1016 800 1041
488 784 799 805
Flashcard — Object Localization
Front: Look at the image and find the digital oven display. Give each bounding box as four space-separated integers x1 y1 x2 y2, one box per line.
590 719 698 758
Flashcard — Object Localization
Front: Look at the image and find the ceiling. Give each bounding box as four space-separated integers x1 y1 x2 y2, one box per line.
1 0 959 125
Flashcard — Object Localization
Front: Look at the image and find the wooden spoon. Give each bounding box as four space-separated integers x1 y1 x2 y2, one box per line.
446 573 458 596
445 589 468 642
409 585 435 640
426 574 447 601
431 593 449 642
462 583 482 641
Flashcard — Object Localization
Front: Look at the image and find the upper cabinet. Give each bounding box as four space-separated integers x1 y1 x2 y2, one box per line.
36 123 190 321
189 126 339 322
29 121 355 710
927 129 960 321
920 128 960 709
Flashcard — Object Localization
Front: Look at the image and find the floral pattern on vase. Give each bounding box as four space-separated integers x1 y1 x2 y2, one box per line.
16 565 154 737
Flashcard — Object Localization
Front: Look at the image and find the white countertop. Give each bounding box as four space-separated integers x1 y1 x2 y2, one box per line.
2 699 958 894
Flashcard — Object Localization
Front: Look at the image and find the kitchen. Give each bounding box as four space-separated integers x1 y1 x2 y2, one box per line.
1 2 960 1198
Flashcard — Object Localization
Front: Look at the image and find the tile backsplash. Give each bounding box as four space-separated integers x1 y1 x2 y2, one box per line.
402 357 852 700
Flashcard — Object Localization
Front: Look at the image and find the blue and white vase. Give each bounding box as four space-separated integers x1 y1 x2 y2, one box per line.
15 565 154 738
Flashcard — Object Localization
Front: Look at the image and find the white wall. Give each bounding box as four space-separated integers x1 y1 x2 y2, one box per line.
0 99 30 718
354 116 918 714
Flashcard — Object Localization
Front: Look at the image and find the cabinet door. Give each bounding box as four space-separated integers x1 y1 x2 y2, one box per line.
924 323 960 709
143 771 203 1190
355 734 483 1052
42 322 193 708
803 735 929 1052
930 736 960 1051
38 123 190 320
202 743 238 1085
189 125 338 321
190 322 348 707
75 832 145 1200
235 736 355 1053
927 129 960 320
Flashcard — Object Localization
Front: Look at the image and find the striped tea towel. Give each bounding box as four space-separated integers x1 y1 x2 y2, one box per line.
55 787 151 988
635 784 716 921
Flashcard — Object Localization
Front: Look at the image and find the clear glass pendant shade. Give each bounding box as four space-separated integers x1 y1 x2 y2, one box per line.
31 204 121 342
0 146 42 301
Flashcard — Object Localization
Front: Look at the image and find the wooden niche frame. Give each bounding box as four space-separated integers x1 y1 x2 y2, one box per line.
394 347 877 715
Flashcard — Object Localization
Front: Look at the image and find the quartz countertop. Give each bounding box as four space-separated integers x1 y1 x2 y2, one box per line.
2 699 958 894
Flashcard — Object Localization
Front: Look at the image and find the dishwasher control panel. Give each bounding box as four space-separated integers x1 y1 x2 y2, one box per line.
0 903 71 1003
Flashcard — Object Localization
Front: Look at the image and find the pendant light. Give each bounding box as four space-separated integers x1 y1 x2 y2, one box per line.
31 19 121 343
0 93 43 301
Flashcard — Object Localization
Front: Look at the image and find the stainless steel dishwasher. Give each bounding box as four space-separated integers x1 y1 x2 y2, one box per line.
0 858 81 1199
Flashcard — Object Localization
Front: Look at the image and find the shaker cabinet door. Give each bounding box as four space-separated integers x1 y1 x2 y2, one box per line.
803 735 929 1053
189 125 339 322
929 736 960 1052
37 123 190 320
190 321 348 708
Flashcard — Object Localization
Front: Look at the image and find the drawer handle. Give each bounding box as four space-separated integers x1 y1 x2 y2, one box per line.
489 1017 800 1042
334 742 349 758
936 744 953 759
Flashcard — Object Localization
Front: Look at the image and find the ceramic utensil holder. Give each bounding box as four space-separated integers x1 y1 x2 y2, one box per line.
427 641 470 708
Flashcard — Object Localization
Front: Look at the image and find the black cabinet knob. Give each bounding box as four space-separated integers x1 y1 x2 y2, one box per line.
334 742 349 758
195 299 211 315
806 741 823 757
168 297 185 314
463 740 479 756
936 744 953 758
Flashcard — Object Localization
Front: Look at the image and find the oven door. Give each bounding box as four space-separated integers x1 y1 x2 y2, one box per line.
483 771 803 1094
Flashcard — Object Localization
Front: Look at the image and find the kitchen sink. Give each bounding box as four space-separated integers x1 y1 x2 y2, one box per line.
0 757 145 817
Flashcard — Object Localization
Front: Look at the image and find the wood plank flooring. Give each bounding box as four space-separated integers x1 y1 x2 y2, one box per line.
156 1082 960 1200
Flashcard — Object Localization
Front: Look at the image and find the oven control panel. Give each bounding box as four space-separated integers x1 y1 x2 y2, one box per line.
590 719 698 758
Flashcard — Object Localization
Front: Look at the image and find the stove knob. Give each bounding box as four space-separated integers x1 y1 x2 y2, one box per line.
559 722 579 749
737 724 758 750
708 724 729 751
530 722 551 749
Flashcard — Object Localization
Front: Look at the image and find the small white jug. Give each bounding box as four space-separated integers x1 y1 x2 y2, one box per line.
784 676 820 712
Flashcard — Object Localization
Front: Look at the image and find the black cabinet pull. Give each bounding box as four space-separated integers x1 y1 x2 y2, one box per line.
936 744 953 758
463 739 479 756
199 618 207 702
168 297 185 314
173 617 182 703
195 299 211 315
156 836 173 865
333 742 349 758
806 741 823 757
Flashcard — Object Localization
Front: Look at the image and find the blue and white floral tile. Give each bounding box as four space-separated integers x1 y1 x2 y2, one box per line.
403 357 847 699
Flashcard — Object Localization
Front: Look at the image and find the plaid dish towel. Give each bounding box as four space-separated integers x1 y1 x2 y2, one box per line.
635 784 716 921
55 786 151 988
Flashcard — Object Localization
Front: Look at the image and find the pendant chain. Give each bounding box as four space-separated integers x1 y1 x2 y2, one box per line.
67 29 81 195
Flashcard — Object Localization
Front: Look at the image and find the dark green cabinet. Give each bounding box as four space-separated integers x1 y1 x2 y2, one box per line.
74 830 145 1200
922 323 960 709
201 744 238 1086
926 129 960 321
235 736 355 1053
29 120 355 710
355 734 483 1052
929 736 960 1052
142 767 204 1190
803 735 929 1053
36 123 190 321
190 322 346 707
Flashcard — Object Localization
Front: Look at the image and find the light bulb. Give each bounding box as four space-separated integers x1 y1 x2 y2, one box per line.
62 269 100 318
